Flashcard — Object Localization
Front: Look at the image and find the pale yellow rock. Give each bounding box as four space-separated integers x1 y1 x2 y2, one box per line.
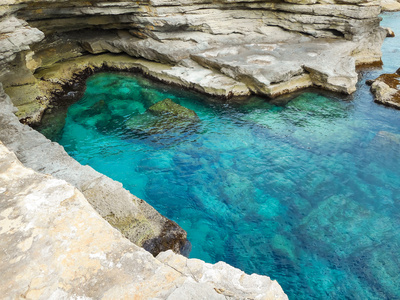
0 141 289 299
381 0 400 11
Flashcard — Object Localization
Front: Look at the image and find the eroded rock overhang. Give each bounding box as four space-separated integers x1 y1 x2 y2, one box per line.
1 0 387 122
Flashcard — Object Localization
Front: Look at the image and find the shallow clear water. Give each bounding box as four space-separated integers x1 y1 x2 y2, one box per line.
38 13 400 299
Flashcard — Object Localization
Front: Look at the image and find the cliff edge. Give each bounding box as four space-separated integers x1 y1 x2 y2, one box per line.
0 139 288 299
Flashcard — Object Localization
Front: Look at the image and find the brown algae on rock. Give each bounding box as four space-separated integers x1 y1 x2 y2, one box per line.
371 72 400 109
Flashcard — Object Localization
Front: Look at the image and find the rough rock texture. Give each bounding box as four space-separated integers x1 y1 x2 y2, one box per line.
0 0 389 296
5 52 249 125
370 71 400 109
0 140 288 299
0 0 387 122
0 83 189 256
381 0 400 11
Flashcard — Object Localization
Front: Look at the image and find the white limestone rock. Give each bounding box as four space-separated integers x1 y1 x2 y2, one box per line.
157 250 288 300
0 141 288 299
0 83 189 256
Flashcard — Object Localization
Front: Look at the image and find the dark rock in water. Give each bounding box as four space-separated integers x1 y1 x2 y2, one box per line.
124 112 159 134
87 99 109 117
147 98 199 121
125 99 200 141
142 218 192 257
383 27 395 38
365 79 374 86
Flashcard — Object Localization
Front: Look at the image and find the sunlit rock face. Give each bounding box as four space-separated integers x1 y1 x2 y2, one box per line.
0 138 288 300
1 0 386 113
0 82 189 256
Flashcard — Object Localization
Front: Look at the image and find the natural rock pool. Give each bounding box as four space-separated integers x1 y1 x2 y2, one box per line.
37 13 400 300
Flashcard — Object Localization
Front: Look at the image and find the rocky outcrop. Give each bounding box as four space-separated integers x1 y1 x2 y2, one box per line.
370 70 400 109
0 0 389 296
0 0 387 123
381 0 400 11
0 83 189 256
0 140 288 299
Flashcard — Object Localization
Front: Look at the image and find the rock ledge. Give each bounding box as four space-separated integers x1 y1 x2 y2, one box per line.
0 140 288 299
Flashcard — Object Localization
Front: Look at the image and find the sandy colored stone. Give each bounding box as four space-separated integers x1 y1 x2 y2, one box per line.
370 73 400 109
381 0 400 11
0 83 189 256
0 140 288 299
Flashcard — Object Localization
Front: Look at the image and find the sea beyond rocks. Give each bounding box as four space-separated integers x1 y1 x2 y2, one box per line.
0 0 394 298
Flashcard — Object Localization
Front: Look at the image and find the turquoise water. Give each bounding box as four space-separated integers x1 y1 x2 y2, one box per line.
38 13 400 299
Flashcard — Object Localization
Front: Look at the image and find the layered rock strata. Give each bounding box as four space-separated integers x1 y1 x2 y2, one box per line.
0 0 389 296
1 0 387 125
0 139 288 299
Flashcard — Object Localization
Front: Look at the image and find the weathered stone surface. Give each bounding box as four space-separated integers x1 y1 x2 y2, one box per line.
0 0 387 119
0 141 288 299
157 250 289 300
0 0 390 296
370 73 400 109
0 83 189 256
381 0 400 11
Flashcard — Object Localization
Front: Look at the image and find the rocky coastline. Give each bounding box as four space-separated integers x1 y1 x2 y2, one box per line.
1 0 388 126
0 0 393 298
369 68 400 109
0 136 287 299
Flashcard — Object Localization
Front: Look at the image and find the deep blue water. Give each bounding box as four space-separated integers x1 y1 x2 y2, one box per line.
38 13 400 299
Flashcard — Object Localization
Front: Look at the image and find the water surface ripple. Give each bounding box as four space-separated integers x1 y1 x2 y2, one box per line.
38 13 400 299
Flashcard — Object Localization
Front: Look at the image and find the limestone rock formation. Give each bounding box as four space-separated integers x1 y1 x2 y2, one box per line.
381 0 400 11
0 0 387 124
370 71 400 109
0 0 390 296
0 83 189 256
0 140 288 299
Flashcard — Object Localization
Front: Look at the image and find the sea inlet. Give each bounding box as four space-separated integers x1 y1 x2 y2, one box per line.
37 12 400 300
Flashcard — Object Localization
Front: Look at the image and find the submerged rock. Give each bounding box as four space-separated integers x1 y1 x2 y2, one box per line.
148 98 199 121
125 99 200 140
